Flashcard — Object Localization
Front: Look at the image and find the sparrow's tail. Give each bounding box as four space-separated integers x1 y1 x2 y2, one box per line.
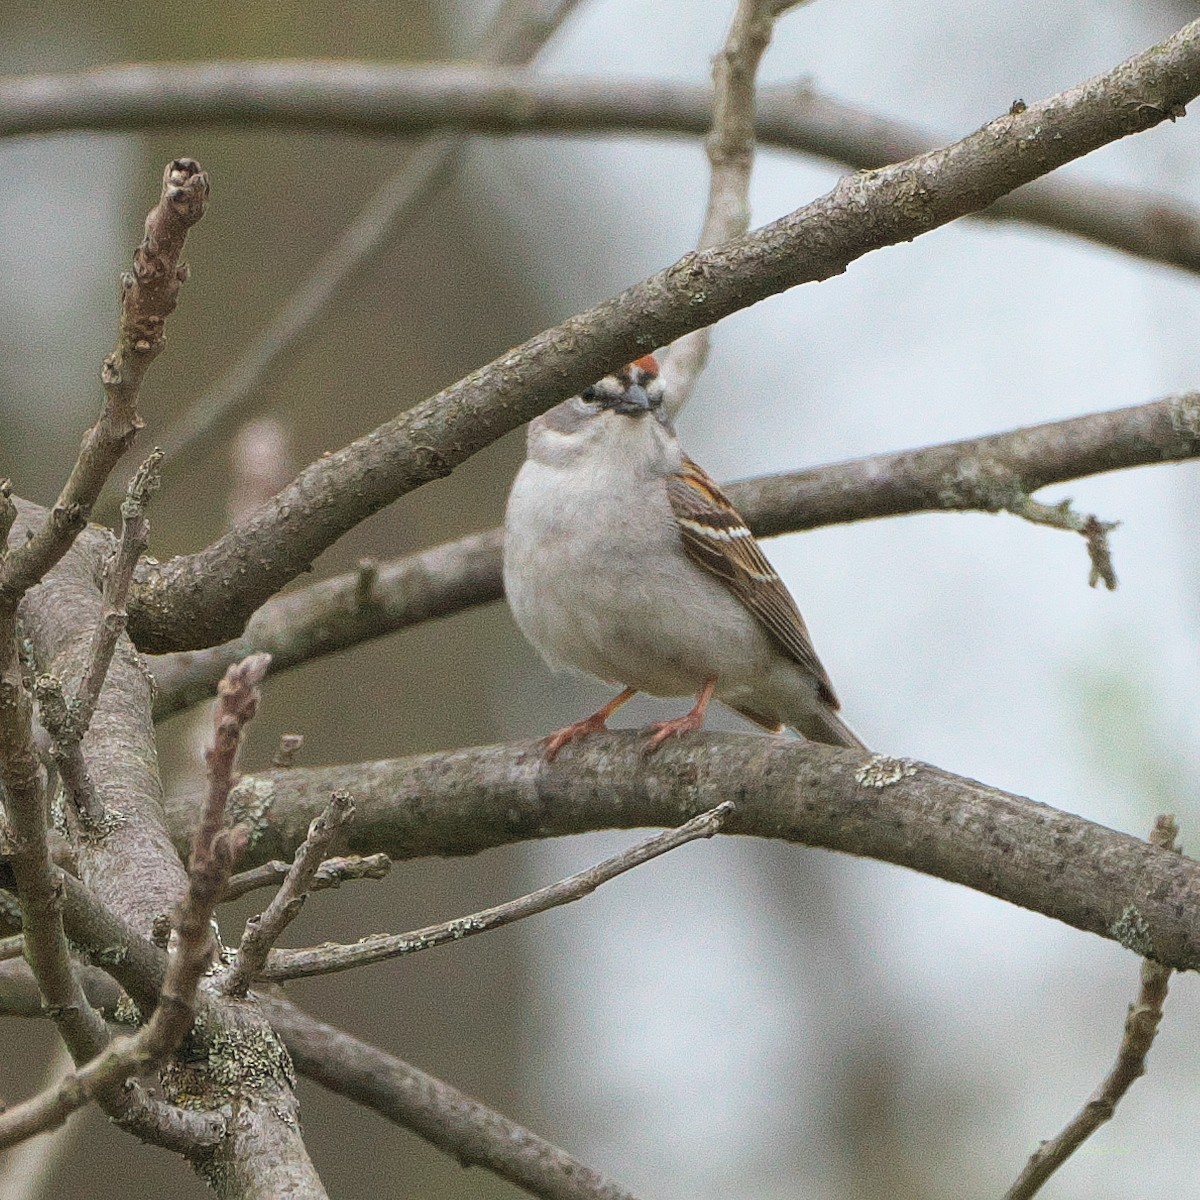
734 699 868 751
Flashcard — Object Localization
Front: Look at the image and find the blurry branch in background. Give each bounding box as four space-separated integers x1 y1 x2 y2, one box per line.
662 0 788 413
1003 815 1181 1200
259 801 734 982
123 21 1200 654
264 997 645 1200
161 737 1200 973
149 394 1200 719
8 64 1200 279
125 0 587 498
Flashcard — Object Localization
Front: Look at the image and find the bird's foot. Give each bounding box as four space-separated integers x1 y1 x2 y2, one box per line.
641 677 717 754
541 713 612 761
541 686 639 761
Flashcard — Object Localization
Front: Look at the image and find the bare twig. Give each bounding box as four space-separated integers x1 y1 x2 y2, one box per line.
263 996 643 1200
126 24 1200 652
663 0 781 413
149 395 1200 719
223 791 354 996
0 685 245 1152
261 801 732 980
1004 815 1181 1199
144 0 585 486
0 161 206 607
201 652 271 855
9 65 1200 279
34 451 162 825
220 851 390 903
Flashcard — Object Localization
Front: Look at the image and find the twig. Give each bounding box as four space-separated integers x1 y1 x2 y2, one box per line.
0 161 206 607
143 0 584 488
260 802 733 981
1003 815 1181 1199
662 0 783 413
149 395 1200 719
223 791 354 996
125 23 1200 652
263 996 643 1200
1007 496 1119 589
8 65 1200 279
200 652 271 854
219 851 390 903
33 451 162 825
0 671 247 1152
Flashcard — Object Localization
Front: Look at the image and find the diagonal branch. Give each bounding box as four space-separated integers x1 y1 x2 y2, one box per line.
262 996 643 1200
126 22 1200 652
148 394 1200 719
0 160 206 608
1003 815 1181 1200
7 64 1200 277
259 801 733 981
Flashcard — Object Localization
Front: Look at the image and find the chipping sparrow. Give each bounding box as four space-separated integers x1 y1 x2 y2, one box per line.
503 355 865 757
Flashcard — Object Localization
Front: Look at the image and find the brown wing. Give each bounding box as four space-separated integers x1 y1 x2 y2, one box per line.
666 455 840 708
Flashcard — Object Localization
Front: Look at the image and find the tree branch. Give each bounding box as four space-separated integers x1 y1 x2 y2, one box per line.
125 23 1200 652
0 160 206 607
148 394 1200 719
224 790 353 996
1003 815 1181 1199
162 736 1200 972
6 64 1200 276
260 801 733 981
219 850 390 903
261 997 643 1200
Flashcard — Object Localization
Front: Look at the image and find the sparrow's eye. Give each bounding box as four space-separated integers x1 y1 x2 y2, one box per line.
580 386 598 403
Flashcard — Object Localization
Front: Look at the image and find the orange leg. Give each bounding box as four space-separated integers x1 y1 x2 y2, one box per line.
543 686 638 761
643 677 716 752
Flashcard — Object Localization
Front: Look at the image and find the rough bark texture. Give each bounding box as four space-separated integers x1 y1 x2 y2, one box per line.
163 735 1200 971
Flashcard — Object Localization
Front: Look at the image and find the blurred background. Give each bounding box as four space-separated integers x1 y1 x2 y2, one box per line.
3 0 1200 1196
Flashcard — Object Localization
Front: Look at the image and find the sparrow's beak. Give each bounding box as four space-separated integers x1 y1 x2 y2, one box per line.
613 384 652 415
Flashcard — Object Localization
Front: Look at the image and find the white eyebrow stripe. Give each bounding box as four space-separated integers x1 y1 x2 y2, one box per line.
677 517 752 541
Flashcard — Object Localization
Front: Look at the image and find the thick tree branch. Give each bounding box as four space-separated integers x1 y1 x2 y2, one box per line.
148 394 1200 719
163 736 1200 972
6 64 1200 276
260 801 733 981
125 23 1200 652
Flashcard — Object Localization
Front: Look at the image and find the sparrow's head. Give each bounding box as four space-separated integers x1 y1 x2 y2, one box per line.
528 353 678 471
577 355 667 420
